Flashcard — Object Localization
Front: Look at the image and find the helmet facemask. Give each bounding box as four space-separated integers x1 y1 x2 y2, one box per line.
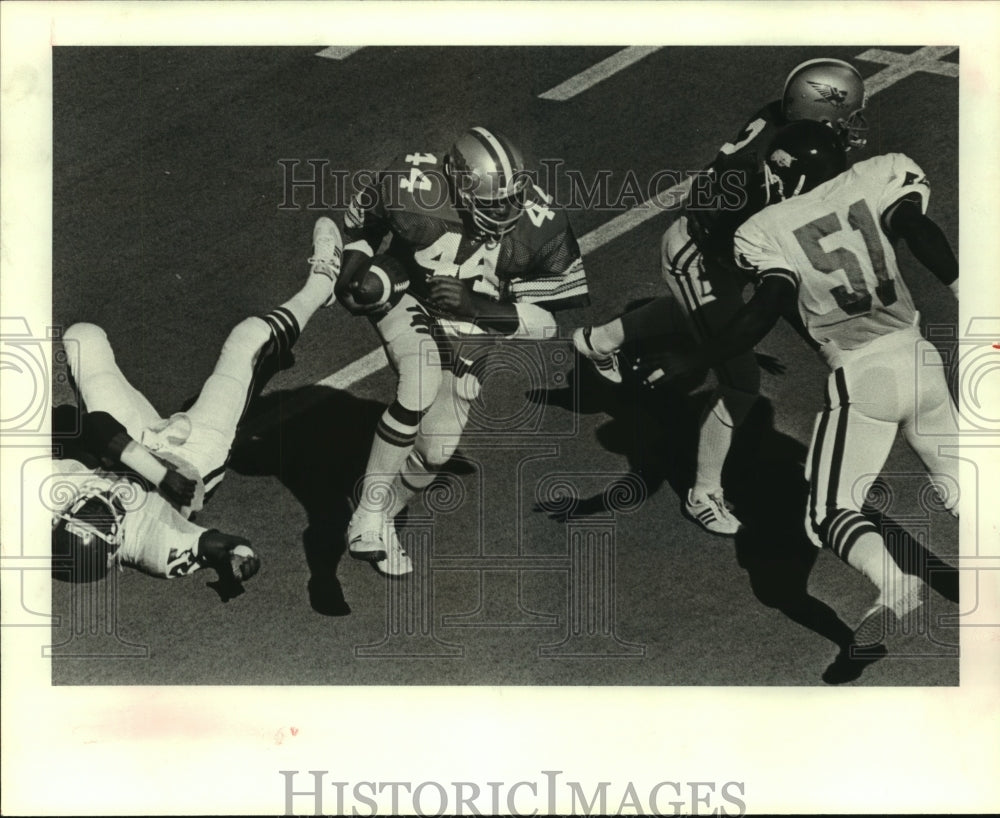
446 127 531 244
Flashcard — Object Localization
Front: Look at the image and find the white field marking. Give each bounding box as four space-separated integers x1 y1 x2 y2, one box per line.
315 46 364 60
316 345 388 390
856 46 959 87
307 46 959 394
538 46 661 101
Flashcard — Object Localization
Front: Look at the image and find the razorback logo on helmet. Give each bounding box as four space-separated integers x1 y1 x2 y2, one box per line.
903 170 930 188
771 149 796 168
807 80 850 108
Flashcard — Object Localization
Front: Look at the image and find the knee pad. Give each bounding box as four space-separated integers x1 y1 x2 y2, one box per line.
62 322 106 348
415 426 462 469
710 385 759 429
223 316 272 364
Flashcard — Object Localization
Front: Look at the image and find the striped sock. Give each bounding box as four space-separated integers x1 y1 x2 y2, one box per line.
822 508 880 564
387 450 437 518
355 401 425 526
259 307 301 363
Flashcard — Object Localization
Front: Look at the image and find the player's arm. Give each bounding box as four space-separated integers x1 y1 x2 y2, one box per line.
336 174 396 314
428 214 589 337
885 194 958 296
80 411 196 508
691 274 794 370
426 278 522 333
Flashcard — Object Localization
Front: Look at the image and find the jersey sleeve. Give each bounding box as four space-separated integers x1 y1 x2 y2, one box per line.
506 214 590 311
873 153 931 221
711 102 782 166
342 171 392 253
733 215 799 290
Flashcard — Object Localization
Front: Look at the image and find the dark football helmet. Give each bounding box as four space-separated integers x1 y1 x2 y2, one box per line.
763 120 848 204
445 126 531 243
52 490 125 580
782 58 868 150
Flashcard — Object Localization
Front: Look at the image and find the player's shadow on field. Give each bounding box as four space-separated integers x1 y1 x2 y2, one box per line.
228 385 383 617
536 334 952 682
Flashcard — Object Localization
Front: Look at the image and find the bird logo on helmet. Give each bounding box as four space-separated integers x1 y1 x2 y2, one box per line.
444 126 532 244
763 120 848 204
782 58 868 150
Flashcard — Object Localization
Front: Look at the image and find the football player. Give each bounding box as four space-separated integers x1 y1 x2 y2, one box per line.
48 217 343 591
574 58 867 535
335 126 590 575
651 120 959 649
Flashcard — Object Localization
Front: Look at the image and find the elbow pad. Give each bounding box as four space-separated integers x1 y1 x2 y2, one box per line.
81 411 132 465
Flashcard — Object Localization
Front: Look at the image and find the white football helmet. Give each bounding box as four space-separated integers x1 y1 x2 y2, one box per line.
782 58 868 149
445 126 531 242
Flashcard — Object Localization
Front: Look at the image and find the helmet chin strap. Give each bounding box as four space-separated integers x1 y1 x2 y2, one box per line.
763 165 806 204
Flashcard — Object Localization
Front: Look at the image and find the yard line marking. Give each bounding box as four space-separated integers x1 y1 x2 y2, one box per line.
316 346 388 390
316 46 364 60
856 46 959 87
579 178 691 255
539 46 661 101
305 47 958 394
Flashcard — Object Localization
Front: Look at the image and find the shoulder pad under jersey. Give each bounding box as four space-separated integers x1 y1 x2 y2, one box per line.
380 152 461 222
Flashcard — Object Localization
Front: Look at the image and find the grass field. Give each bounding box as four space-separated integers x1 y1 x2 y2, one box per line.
46 45 961 686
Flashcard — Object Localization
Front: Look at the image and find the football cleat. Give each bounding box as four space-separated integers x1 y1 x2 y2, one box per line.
376 522 414 577
853 574 926 649
573 326 622 384
683 489 742 536
347 525 388 563
822 642 888 685
308 216 343 307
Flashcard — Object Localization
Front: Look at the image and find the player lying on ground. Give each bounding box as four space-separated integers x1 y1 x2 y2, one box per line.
334 126 590 575
647 120 959 649
46 218 342 594
573 58 867 536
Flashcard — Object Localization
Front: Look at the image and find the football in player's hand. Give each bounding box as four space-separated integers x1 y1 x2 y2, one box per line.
344 254 410 313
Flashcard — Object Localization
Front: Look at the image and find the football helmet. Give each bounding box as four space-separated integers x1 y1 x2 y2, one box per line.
52 490 125 579
782 58 868 149
445 126 531 243
763 120 847 204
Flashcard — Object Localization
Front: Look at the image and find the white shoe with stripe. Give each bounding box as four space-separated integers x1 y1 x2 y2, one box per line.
308 216 342 307
854 574 925 648
573 326 622 384
377 522 414 577
683 489 742 536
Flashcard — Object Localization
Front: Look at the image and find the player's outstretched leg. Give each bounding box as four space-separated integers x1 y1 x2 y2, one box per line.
62 322 163 439
182 218 341 489
806 397 927 649
683 379 756 536
347 296 441 568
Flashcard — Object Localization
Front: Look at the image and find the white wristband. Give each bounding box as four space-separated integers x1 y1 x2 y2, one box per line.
948 280 959 298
